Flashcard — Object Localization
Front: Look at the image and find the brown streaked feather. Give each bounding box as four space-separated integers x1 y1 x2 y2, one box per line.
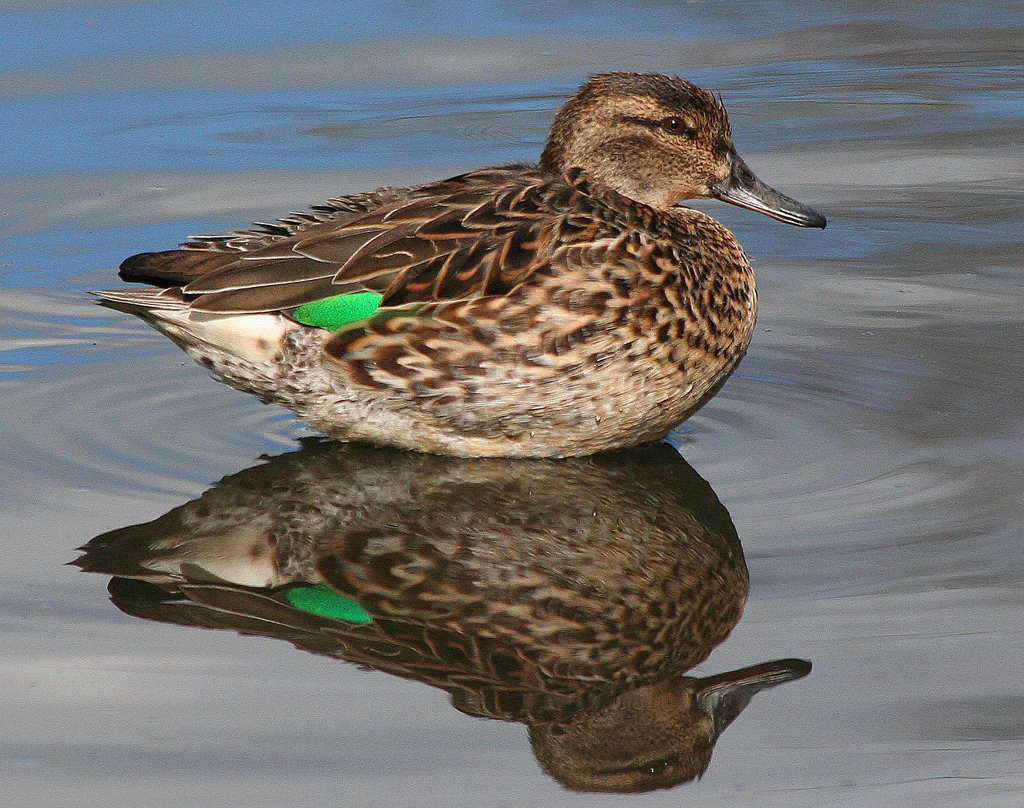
119 185 421 287
118 249 242 287
183 256 335 294
183 186 418 253
294 223 425 270
378 224 548 307
93 286 190 311
190 277 342 314
165 168 576 315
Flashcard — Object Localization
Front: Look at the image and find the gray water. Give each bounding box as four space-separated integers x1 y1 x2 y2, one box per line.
2 1 1023 806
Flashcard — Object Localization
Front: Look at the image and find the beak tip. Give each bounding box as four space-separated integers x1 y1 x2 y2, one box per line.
805 212 828 230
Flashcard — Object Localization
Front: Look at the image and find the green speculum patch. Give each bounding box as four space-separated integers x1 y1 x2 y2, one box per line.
285 584 373 624
291 292 384 331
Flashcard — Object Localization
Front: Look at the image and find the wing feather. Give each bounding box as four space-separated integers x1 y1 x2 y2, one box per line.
190 278 340 314
183 257 334 294
126 167 594 315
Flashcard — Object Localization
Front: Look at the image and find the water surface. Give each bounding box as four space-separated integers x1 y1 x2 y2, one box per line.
2 2 1023 806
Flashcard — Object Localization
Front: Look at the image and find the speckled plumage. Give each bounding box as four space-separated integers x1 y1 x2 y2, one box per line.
96 72 824 457
75 441 810 792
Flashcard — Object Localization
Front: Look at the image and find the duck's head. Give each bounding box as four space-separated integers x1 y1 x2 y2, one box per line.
540 72 826 228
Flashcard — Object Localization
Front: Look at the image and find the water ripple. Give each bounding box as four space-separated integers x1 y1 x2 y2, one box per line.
1 290 299 500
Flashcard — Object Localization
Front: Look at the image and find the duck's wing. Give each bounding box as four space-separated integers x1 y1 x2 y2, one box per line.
118 186 416 288
132 167 587 314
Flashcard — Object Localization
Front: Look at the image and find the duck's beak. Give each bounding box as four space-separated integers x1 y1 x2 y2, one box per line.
711 153 826 229
694 658 812 740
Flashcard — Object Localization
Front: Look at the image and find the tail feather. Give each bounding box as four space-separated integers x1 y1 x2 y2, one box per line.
119 249 237 286
93 286 190 311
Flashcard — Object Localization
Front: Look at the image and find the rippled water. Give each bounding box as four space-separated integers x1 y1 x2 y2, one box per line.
3 2 1023 806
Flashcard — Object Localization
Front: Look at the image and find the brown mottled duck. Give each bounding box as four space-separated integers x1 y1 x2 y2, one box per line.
96 72 825 456
76 441 811 793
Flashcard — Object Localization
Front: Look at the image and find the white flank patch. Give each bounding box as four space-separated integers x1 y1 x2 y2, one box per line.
154 310 289 364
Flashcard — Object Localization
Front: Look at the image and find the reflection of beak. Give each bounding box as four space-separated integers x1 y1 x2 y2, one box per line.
695 658 812 739
711 154 827 229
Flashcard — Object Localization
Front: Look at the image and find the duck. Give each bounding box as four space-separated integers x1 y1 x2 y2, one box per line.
96 72 825 457
75 440 812 792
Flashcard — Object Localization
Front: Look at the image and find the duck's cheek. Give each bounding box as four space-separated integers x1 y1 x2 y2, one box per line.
661 184 706 207
638 187 684 209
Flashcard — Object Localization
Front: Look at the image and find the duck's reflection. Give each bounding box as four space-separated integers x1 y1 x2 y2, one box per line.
75 440 809 793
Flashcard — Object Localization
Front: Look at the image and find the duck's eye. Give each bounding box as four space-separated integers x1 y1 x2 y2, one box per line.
661 116 695 136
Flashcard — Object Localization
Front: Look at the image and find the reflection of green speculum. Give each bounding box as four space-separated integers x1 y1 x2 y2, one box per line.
285 584 373 624
292 292 383 331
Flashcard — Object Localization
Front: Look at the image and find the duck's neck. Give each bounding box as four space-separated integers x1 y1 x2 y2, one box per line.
561 167 681 234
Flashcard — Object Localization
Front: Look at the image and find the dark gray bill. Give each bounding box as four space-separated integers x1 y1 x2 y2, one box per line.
711 154 826 228
695 657 812 739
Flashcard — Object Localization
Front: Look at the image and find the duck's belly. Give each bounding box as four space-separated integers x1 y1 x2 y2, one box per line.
276 312 753 458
